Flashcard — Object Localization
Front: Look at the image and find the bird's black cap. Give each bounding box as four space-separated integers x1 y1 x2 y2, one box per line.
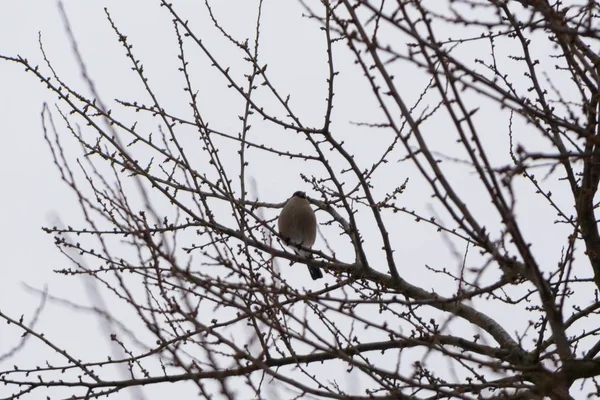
293 191 306 198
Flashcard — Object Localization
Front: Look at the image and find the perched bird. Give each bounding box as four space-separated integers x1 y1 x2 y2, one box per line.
278 191 323 280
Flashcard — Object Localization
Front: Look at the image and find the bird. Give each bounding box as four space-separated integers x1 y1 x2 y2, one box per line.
277 191 323 280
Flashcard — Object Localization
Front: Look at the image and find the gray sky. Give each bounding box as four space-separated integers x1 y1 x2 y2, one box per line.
0 1 595 399
1 2 362 398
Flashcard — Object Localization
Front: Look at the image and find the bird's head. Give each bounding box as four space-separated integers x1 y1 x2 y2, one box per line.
293 191 307 199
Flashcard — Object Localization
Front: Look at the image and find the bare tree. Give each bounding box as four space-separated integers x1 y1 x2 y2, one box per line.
2 0 600 399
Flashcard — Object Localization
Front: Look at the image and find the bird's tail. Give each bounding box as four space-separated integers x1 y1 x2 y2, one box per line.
294 248 324 280
307 265 323 280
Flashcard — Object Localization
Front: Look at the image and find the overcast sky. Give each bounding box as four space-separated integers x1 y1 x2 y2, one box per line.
1 2 369 398
0 1 595 399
